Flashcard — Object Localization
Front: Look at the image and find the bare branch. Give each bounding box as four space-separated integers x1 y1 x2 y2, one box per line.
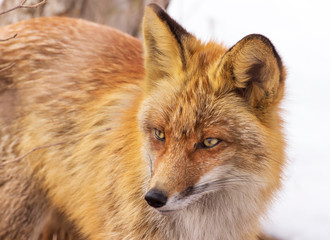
0 33 17 41
0 1 46 43
0 0 47 16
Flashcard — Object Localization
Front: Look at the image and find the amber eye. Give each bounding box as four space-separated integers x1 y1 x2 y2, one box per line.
202 138 221 148
154 129 165 141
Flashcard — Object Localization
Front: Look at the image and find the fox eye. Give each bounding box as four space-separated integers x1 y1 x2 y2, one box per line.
202 138 221 148
154 129 165 141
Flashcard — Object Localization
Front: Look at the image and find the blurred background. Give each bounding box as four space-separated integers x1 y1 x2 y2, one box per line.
1 0 329 239
0 0 170 35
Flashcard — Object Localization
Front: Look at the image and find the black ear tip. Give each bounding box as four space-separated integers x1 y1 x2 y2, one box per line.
243 34 273 45
235 33 283 74
145 2 190 42
243 34 283 68
147 3 164 13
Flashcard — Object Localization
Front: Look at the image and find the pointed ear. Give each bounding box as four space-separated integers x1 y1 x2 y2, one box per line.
218 34 286 109
143 4 191 90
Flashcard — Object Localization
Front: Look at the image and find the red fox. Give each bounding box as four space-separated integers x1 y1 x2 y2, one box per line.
0 3 286 240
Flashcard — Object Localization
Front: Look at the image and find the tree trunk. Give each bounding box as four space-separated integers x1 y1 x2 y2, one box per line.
0 0 170 36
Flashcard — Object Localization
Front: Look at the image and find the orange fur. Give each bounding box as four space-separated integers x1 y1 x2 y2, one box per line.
0 4 286 240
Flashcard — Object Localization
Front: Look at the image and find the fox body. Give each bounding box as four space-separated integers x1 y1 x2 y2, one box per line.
0 4 286 240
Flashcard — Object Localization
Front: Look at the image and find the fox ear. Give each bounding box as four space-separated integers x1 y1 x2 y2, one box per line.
143 4 191 90
218 34 285 109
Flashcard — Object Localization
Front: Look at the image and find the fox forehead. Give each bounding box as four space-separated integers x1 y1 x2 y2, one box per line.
143 78 234 141
168 81 219 138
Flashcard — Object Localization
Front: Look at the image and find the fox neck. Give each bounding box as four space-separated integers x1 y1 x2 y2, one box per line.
160 188 262 240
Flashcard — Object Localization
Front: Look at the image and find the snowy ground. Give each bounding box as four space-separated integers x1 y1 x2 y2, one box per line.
168 0 330 239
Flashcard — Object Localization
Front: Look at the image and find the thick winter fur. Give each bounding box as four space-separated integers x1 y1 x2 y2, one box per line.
0 4 286 240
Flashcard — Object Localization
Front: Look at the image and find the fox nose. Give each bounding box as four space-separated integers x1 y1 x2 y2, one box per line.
145 188 168 208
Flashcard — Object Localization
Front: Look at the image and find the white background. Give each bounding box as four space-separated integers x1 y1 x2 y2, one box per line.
168 1 330 239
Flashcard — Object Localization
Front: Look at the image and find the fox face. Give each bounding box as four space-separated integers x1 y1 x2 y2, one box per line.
139 4 285 214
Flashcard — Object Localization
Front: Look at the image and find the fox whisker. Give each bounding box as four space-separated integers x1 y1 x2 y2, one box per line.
179 174 265 199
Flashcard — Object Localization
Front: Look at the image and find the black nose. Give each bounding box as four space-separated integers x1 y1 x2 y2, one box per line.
145 189 168 208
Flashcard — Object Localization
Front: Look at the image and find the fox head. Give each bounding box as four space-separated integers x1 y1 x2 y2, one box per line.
139 4 286 214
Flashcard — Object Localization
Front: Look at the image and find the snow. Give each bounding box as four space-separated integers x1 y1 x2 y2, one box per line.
168 0 330 239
